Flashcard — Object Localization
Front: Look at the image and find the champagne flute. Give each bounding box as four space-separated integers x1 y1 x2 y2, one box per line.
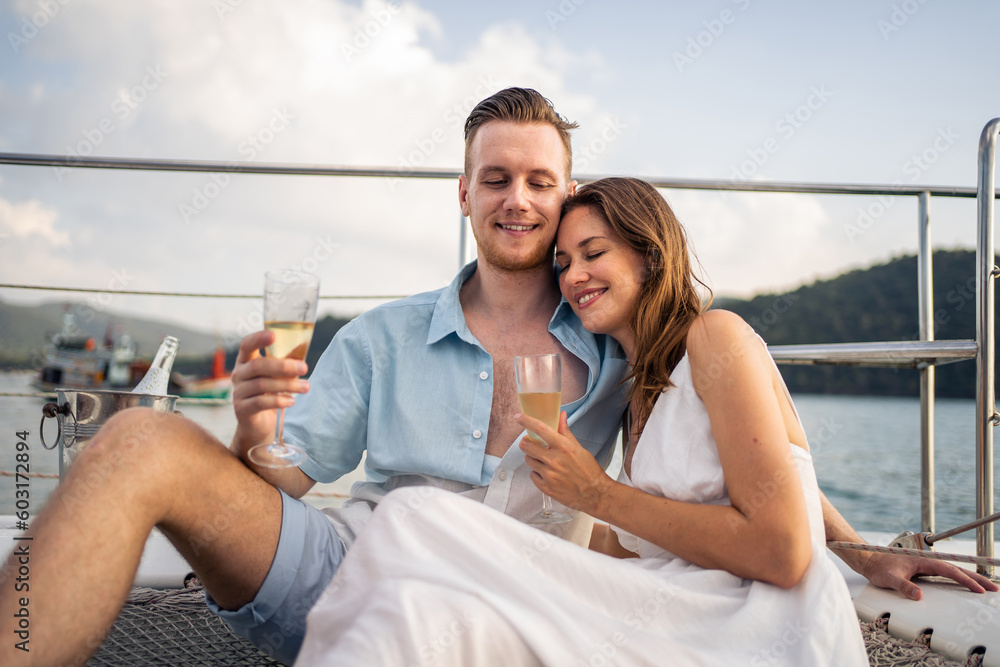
515 353 573 526
248 270 320 468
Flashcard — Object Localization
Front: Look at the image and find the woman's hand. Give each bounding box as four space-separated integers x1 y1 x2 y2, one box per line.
517 411 614 516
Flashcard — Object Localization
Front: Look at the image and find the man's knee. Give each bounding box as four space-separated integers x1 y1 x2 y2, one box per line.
57 409 228 517
96 406 164 443
72 408 219 480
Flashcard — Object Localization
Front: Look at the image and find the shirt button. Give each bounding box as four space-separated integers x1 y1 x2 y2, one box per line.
473 430 482 439
498 470 508 481
480 371 489 380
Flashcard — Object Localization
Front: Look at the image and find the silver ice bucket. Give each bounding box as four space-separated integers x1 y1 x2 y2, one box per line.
40 389 178 477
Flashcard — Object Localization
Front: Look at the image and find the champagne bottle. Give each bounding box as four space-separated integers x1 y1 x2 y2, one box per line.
133 336 179 395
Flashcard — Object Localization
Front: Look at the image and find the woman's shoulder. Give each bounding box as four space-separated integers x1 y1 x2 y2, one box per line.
685 309 757 360
683 310 770 391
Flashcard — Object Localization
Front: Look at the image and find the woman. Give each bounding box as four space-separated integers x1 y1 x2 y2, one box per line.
527 177 826 585
295 178 868 666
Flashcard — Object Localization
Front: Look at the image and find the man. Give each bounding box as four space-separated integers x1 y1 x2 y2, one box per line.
0 87 625 666
0 87 993 666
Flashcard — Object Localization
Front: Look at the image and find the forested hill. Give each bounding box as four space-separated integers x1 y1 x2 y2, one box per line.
715 249 989 398
4 250 990 398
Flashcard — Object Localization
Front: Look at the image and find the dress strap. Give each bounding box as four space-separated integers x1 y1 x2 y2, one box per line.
754 333 805 428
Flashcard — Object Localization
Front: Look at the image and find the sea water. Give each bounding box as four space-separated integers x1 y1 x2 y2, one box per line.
0 371 997 536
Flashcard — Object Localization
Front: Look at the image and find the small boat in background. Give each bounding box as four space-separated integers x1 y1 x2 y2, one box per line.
32 313 233 401
169 347 232 400
32 313 138 391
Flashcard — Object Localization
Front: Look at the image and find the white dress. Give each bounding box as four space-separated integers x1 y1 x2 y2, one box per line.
295 353 868 666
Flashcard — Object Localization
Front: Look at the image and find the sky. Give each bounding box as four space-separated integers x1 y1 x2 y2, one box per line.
1 0 999 343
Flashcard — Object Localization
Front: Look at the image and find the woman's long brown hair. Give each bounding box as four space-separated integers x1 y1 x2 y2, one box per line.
562 177 711 432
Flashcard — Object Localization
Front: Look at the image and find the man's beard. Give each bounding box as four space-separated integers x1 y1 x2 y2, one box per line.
475 235 555 272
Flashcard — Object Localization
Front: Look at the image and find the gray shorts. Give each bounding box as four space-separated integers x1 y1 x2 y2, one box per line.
206 490 345 665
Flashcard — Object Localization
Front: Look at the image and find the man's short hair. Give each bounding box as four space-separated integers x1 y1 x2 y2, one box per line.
463 87 578 179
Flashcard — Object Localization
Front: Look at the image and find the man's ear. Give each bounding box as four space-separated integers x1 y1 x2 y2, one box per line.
458 175 471 217
567 179 578 196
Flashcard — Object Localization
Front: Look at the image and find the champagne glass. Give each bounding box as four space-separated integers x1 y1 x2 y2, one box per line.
248 270 320 468
515 353 573 526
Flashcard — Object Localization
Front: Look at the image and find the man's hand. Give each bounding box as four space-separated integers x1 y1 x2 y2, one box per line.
228 330 317 498
230 330 310 457
857 550 999 601
820 491 999 599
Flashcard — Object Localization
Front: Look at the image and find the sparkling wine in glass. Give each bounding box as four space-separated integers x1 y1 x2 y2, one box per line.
515 353 573 526
247 271 320 468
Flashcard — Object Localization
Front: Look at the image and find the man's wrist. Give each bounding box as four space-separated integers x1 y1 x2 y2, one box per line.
852 547 877 577
230 428 263 459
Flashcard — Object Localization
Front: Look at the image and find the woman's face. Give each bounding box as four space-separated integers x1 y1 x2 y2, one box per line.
556 206 646 357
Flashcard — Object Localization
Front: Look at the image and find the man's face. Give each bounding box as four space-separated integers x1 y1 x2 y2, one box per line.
459 121 576 272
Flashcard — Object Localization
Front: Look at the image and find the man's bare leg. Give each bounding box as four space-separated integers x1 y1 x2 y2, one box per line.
0 407 284 666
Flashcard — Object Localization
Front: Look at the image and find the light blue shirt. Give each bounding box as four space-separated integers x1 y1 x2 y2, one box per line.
284 261 629 490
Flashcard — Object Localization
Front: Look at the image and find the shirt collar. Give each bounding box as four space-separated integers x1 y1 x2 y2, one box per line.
549 295 603 374
426 259 613 367
427 260 479 346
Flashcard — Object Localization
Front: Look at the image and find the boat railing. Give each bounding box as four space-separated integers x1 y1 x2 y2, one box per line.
1 121 998 574
974 119 1000 573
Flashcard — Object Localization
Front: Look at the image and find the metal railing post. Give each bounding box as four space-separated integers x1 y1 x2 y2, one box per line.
975 118 1000 576
459 213 469 269
918 191 935 534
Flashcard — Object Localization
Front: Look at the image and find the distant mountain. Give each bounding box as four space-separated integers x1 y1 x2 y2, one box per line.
716 248 991 398
0 299 229 370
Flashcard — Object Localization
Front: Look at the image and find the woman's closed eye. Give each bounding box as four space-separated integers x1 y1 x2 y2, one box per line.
557 249 607 271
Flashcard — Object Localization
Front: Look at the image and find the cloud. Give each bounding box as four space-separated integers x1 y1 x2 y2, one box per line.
10 1 952 330
668 188 833 297
0 0 607 333
0 194 68 246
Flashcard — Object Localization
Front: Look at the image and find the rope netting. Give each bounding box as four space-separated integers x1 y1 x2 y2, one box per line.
86 586 283 666
861 618 973 667
81 586 982 666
